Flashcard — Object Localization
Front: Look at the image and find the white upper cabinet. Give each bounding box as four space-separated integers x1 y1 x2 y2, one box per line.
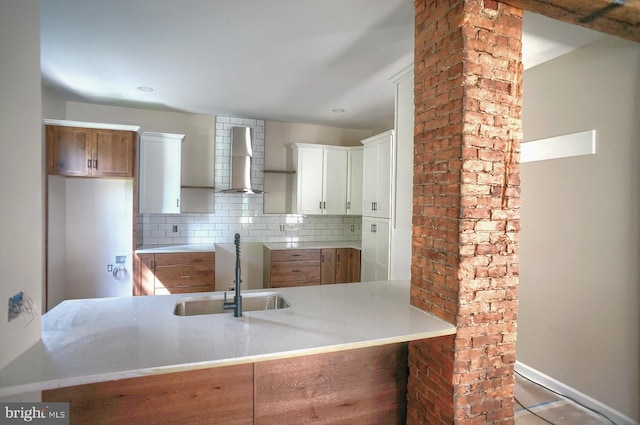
292 144 349 215
362 130 394 219
347 147 363 216
138 132 184 214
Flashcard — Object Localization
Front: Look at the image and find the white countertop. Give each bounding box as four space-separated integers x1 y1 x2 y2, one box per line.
263 240 361 250
135 243 216 254
135 241 361 253
0 280 455 397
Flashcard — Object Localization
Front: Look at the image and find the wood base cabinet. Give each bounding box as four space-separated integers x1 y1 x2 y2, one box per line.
135 251 215 295
264 247 361 288
43 343 408 425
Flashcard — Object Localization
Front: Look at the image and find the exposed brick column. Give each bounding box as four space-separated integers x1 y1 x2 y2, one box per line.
409 1 522 424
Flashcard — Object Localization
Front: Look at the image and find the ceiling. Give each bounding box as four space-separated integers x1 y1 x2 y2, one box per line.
40 1 606 131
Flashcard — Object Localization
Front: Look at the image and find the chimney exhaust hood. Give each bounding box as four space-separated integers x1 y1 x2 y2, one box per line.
222 126 263 194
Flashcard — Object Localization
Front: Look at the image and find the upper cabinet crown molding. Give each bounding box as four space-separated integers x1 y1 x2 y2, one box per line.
389 63 414 84
43 118 141 133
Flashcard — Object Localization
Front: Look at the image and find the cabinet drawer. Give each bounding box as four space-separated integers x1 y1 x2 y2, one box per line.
155 285 214 295
271 279 320 288
270 249 320 262
154 265 214 288
154 252 215 267
270 260 320 282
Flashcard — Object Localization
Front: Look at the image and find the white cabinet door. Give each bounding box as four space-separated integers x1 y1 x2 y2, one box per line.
292 144 349 215
361 217 390 281
375 137 392 219
362 142 378 217
347 147 363 216
362 131 394 219
322 147 348 215
294 146 324 215
138 132 184 214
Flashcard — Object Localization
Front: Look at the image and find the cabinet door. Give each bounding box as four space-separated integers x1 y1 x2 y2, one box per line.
349 249 361 283
93 129 134 177
320 248 337 284
322 148 348 215
362 143 378 217
347 148 363 215
375 137 393 219
46 126 92 176
361 218 390 281
136 254 156 296
139 135 182 214
294 147 324 214
373 219 390 280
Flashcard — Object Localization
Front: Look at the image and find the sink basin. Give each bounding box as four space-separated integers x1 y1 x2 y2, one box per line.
173 292 290 316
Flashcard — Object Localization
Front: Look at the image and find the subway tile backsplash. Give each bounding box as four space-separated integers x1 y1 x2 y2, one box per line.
137 115 362 246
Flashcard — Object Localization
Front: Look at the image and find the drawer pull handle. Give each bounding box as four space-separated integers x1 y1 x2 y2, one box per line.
292 270 301 273
292 254 301 257
180 275 191 279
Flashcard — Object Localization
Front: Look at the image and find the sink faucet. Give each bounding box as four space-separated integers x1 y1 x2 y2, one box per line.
223 233 243 317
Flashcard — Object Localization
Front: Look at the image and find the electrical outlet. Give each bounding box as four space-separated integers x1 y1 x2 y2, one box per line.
116 255 126 264
172 225 178 233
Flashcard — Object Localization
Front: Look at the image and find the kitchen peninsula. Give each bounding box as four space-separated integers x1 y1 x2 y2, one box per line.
0 281 455 424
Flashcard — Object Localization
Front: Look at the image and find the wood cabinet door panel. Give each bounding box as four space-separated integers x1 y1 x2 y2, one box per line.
270 249 320 262
154 252 215 267
320 248 336 285
255 343 408 425
349 249 361 283
46 126 92 176
335 248 350 284
136 254 155 296
93 129 134 177
43 364 254 425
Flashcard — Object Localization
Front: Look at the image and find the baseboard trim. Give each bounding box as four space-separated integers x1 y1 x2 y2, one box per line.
515 361 639 425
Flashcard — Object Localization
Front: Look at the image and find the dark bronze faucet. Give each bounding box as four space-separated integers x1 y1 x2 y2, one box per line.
223 233 243 317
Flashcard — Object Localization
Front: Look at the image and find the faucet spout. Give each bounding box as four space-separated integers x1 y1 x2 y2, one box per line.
223 233 243 317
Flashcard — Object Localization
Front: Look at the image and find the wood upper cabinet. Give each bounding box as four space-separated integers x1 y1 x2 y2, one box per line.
46 125 135 177
135 251 215 296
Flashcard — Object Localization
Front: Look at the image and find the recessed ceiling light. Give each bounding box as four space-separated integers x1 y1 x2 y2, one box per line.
331 108 346 113
137 86 154 92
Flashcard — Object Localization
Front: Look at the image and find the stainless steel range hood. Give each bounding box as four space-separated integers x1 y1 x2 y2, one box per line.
222 126 262 194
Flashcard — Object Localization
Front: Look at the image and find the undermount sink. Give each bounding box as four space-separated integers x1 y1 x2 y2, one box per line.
173 292 290 316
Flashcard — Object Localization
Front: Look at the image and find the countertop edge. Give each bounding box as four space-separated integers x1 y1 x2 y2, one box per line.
0 328 455 398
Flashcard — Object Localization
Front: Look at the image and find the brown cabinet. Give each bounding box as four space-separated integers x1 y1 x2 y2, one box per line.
266 249 321 288
46 125 135 177
135 251 215 295
264 247 360 288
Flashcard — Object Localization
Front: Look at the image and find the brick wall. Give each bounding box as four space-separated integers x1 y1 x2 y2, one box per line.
410 0 522 423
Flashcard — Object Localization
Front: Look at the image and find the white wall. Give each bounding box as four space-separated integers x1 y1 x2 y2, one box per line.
0 0 43 369
519 36 640 422
60 179 133 304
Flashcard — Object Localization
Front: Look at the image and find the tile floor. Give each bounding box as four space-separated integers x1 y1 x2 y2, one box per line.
514 373 615 424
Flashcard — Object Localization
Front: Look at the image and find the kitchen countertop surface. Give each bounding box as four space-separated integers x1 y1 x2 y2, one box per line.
0 280 455 397
135 243 216 254
263 240 361 250
135 240 361 254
